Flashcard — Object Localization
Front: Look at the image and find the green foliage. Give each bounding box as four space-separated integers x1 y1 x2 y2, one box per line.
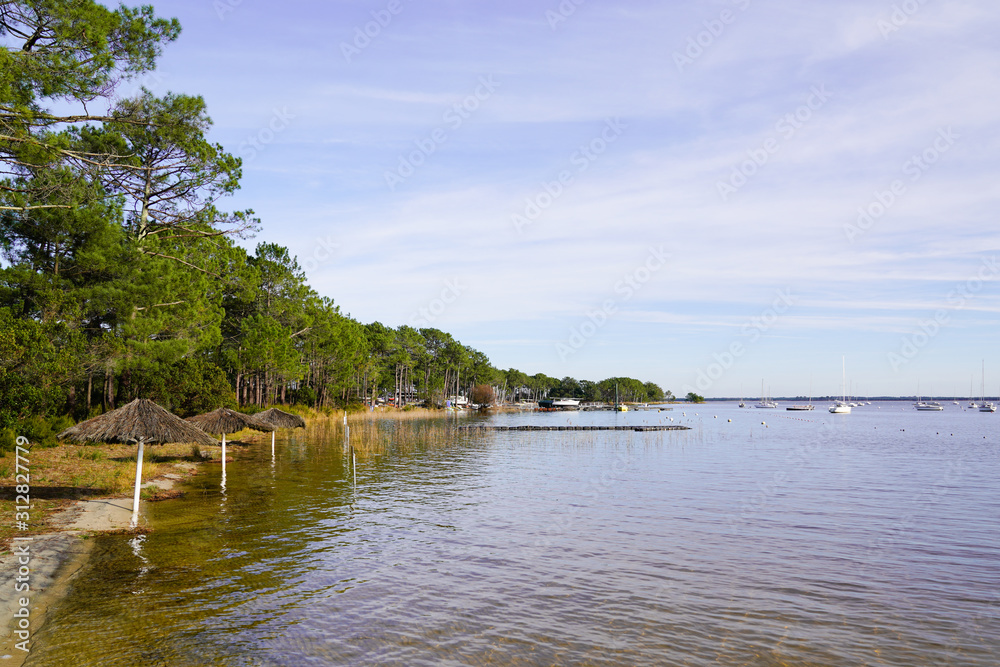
290 386 316 407
17 414 74 448
686 392 705 403
0 307 82 428
117 356 235 417
2 0 181 207
0 429 15 454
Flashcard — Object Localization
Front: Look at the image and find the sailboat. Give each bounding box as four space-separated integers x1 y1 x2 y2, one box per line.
829 357 851 414
755 380 777 408
914 381 944 410
979 361 996 412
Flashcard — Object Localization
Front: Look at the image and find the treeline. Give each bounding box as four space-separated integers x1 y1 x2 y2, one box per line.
0 0 669 432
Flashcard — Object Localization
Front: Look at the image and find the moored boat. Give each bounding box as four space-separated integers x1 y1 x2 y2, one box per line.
829 357 851 414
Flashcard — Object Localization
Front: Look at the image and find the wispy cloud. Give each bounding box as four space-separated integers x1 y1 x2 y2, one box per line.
146 0 1000 394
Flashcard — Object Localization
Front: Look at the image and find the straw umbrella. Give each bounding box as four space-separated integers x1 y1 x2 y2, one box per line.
252 408 306 457
185 408 275 484
58 398 217 525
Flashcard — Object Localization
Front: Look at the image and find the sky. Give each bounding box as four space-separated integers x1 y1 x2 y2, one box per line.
125 0 1000 398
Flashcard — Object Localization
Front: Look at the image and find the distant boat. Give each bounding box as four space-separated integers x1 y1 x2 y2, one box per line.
789 379 815 410
755 380 778 408
830 357 851 414
538 398 580 410
913 380 942 410
977 361 995 412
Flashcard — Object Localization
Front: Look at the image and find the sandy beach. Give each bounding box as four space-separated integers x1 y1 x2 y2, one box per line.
0 466 196 665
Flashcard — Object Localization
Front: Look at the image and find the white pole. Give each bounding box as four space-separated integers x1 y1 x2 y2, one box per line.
221 432 227 490
352 447 357 488
271 430 275 458
131 439 145 526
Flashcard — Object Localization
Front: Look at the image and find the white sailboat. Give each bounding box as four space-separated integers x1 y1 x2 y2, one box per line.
979 361 996 412
914 381 944 411
755 380 777 408
829 357 851 414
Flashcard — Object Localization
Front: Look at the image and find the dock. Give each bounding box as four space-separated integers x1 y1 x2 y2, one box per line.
456 425 690 432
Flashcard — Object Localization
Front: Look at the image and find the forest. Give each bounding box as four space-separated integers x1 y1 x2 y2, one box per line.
0 0 668 442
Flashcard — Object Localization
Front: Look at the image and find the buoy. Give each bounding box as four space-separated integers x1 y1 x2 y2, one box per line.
728 419 731 422
714 415 717 419
761 421 766 425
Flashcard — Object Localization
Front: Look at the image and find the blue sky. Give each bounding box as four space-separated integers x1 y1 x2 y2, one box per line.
134 0 999 398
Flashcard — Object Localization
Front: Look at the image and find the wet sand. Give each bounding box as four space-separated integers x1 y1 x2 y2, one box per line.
0 466 196 665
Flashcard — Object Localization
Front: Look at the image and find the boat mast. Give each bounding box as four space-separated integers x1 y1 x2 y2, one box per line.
841 356 846 402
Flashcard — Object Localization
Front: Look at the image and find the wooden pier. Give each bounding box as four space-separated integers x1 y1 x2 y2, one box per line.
456 425 690 432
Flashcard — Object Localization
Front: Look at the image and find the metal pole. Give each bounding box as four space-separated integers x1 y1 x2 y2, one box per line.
131 439 145 526
271 430 275 458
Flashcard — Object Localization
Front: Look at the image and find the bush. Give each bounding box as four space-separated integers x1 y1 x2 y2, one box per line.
471 384 495 406
17 414 73 448
290 386 316 407
126 357 237 417
0 429 16 454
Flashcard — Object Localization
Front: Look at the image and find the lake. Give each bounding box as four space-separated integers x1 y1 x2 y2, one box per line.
25 404 1000 665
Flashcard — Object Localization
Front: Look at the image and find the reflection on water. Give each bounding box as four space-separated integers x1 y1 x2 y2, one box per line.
28 406 1000 666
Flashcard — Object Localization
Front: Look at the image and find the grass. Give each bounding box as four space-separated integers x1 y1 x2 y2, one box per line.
0 440 211 550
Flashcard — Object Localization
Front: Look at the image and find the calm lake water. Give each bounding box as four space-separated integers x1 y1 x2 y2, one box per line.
27 404 1000 666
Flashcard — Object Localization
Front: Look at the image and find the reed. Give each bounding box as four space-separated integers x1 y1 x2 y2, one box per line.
348 406 457 422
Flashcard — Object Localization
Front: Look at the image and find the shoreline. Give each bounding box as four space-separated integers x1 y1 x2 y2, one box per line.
0 463 198 664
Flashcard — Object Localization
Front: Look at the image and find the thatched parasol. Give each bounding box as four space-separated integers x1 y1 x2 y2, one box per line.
253 408 306 457
58 398 216 525
186 408 275 486
253 408 306 429
186 407 276 437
